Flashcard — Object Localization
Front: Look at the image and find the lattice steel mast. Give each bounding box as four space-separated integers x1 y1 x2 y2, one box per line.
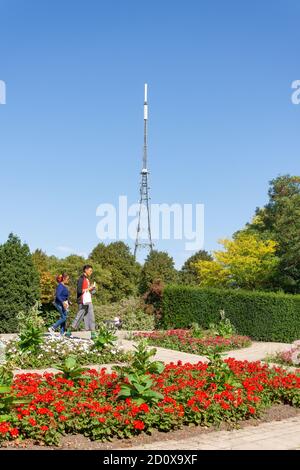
134 83 154 258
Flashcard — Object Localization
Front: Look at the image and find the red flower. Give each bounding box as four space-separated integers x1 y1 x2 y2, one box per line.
133 420 145 430
220 402 230 410
98 417 106 423
10 428 19 438
0 422 10 434
248 407 256 414
40 425 49 432
139 403 149 413
59 415 67 422
29 418 37 426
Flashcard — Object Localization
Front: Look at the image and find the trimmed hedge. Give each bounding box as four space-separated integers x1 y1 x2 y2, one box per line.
161 285 300 343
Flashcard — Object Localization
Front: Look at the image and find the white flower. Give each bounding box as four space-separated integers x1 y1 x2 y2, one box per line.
291 349 300 365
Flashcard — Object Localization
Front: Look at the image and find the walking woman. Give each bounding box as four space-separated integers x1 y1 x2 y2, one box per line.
48 273 70 335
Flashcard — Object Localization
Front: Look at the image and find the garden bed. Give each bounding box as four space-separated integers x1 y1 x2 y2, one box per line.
0 358 299 446
1 404 299 450
2 334 130 369
265 341 300 368
133 329 251 355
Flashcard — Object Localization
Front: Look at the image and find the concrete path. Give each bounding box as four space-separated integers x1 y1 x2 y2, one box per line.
119 338 292 364
124 416 300 450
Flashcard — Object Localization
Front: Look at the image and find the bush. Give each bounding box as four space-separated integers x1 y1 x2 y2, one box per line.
93 297 155 331
161 285 300 342
40 304 60 328
0 234 40 333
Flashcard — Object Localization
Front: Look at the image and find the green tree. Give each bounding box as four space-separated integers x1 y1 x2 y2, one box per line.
0 234 40 333
139 250 178 294
240 175 300 292
179 250 213 285
32 249 56 305
194 233 279 290
90 242 141 302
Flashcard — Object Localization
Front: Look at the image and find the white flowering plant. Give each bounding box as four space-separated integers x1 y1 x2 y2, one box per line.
3 334 130 369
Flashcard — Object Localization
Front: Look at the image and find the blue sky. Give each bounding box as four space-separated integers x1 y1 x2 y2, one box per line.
0 0 299 268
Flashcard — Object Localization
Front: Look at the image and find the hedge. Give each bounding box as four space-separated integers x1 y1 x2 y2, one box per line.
161 285 300 342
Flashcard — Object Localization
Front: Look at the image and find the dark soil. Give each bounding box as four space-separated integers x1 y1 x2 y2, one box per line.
1 404 299 450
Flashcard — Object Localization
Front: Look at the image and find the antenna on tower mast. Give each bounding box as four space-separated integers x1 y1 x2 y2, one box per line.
134 83 154 259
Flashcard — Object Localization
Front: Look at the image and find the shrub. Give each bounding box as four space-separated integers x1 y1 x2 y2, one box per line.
92 324 117 351
209 310 236 338
94 297 155 331
17 304 45 353
0 234 40 333
161 285 300 342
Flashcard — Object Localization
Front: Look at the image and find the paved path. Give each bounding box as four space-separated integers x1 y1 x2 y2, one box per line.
120 338 292 364
124 416 300 450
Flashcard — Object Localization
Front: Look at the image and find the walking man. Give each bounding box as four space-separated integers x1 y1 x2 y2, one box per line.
72 265 96 334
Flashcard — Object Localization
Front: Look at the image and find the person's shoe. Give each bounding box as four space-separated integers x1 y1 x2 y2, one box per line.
48 327 56 335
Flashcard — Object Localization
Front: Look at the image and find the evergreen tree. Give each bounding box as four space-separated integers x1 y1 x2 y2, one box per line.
239 175 300 292
0 234 40 332
179 250 213 285
139 250 177 294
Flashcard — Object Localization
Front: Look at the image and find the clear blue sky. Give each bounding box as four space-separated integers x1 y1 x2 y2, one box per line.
0 0 299 268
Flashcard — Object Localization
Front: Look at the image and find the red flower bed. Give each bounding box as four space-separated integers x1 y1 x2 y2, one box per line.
0 360 299 446
134 330 251 354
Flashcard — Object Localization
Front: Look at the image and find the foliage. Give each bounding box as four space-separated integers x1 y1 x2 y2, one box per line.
90 242 141 302
161 285 300 342
238 175 300 293
115 340 165 405
117 372 164 405
0 360 299 445
38 271 56 305
139 250 178 294
0 234 40 333
32 250 56 304
114 340 164 377
93 297 155 331
142 279 165 326
190 322 204 339
194 233 279 290
17 303 45 353
0 363 26 423
204 348 242 391
209 310 236 338
0 363 13 387
179 250 213 285
92 324 117 351
55 356 86 381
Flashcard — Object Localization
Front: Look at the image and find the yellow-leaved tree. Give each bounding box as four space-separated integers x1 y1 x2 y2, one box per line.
194 233 279 290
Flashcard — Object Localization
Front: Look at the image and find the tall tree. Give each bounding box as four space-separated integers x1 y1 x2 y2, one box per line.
0 234 40 333
90 242 141 302
139 250 178 293
240 175 300 292
194 233 279 290
32 249 56 304
179 250 213 285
